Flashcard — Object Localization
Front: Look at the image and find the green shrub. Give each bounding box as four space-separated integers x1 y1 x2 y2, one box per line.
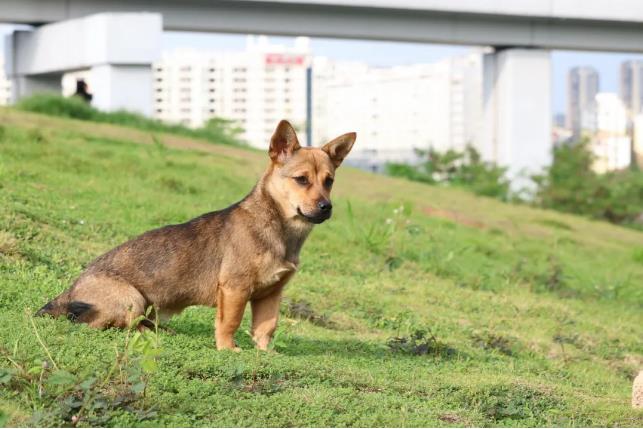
16 93 96 120
533 141 643 228
386 146 510 200
16 93 245 146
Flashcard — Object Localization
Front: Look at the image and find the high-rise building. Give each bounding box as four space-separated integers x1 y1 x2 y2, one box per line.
620 60 643 116
567 66 599 137
152 36 310 148
0 56 12 106
591 93 631 173
312 52 483 171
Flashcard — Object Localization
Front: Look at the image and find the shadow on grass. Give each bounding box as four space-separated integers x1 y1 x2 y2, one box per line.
275 335 465 361
167 317 464 361
275 336 386 358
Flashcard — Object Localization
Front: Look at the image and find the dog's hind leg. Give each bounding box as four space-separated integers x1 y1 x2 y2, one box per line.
65 275 148 329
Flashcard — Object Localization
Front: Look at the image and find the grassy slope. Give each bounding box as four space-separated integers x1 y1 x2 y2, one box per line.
0 108 642 427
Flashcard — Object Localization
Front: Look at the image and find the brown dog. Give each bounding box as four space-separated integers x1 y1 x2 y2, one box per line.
37 120 356 351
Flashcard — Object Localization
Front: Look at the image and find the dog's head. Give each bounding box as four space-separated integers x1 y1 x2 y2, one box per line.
265 120 356 224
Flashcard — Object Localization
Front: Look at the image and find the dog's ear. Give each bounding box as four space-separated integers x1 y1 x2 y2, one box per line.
269 120 301 164
322 132 356 168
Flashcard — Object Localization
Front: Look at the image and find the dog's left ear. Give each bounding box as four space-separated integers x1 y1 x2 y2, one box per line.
270 120 301 164
322 132 356 168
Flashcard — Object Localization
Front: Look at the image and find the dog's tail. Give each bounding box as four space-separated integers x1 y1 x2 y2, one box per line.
35 291 93 322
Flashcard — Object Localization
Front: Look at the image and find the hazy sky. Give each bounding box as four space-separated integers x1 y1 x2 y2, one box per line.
2 24 643 115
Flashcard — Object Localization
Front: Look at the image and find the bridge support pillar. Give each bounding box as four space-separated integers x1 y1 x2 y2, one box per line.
4 12 162 115
481 48 552 191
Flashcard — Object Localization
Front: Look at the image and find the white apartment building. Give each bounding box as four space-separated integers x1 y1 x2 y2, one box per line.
591 93 631 173
152 36 310 148
0 56 12 106
313 52 483 171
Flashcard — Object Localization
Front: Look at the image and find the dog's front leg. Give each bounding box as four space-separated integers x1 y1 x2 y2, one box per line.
251 286 283 351
215 285 250 351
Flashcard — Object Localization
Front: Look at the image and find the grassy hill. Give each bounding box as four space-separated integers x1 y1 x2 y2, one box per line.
0 108 642 427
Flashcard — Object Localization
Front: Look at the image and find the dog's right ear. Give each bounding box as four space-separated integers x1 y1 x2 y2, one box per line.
269 120 301 164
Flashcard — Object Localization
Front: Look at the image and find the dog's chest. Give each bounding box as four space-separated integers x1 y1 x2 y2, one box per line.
254 258 298 295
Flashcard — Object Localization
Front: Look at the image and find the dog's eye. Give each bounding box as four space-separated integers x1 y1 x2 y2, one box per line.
293 176 309 186
324 177 334 188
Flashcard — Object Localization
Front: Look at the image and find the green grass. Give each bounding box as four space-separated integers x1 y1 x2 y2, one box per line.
16 94 245 147
0 107 642 427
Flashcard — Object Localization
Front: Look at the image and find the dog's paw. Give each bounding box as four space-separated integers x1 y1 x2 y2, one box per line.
216 344 242 352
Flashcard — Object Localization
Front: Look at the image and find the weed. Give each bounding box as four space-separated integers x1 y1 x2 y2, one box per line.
462 383 561 423
228 363 286 396
282 299 334 328
1 310 161 426
387 328 457 358
471 331 517 356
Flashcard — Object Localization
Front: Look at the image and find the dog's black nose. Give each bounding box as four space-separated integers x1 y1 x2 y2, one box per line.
317 200 332 212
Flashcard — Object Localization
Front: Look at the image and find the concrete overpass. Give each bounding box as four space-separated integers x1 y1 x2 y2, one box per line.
3 0 643 52
2 0 643 182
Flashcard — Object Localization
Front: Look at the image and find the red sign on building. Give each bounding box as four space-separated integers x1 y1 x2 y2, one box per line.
265 53 305 66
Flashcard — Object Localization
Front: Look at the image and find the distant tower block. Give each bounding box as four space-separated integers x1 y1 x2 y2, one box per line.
4 13 162 116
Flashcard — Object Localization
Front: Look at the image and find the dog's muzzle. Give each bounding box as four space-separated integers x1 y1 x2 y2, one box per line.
297 207 331 224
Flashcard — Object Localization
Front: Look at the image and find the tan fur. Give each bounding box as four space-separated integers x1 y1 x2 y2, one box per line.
37 120 356 351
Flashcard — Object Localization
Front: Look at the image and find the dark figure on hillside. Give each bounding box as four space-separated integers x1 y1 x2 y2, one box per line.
74 79 93 103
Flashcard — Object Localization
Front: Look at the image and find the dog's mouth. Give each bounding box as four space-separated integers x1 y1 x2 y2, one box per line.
297 207 330 224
